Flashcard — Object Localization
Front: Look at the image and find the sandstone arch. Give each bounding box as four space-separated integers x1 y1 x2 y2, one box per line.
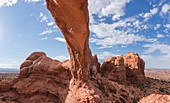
46 0 93 83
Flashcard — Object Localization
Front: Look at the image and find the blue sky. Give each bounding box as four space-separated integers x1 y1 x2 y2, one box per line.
0 0 170 69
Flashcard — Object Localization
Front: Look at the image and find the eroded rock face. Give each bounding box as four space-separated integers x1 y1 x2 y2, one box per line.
100 52 145 84
139 94 170 103
125 52 145 84
0 52 134 103
46 0 93 83
100 56 126 84
0 52 72 103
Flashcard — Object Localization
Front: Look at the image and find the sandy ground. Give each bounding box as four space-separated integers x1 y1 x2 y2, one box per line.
145 69 170 81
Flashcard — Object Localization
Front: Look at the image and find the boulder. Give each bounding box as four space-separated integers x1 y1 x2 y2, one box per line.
139 94 170 103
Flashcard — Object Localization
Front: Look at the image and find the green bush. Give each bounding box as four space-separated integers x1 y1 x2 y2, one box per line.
12 98 18 102
138 85 145 91
99 83 108 97
110 87 117 94
1 97 6 101
132 97 140 103
132 90 135 94
165 91 169 95
159 87 165 92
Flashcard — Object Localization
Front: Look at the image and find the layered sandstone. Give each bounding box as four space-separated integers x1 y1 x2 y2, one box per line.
100 52 145 84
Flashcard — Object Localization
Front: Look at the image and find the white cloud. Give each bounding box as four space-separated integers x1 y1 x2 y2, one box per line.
54 37 66 42
150 8 158 14
89 20 156 48
0 0 17 7
163 24 170 33
39 12 48 22
157 34 164 38
142 42 170 68
112 14 121 20
154 24 161 30
161 4 170 14
164 24 170 29
158 0 166 7
88 0 131 22
41 36 48 40
97 52 118 60
141 54 170 69
37 12 59 39
143 42 170 54
54 55 69 61
142 8 158 21
38 29 53 35
89 4 159 49
90 34 147 49
0 0 42 7
24 0 41 3
47 22 55 26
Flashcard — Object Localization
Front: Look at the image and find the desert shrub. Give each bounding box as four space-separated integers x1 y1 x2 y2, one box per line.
119 97 126 103
144 90 146 93
148 80 151 84
159 87 165 92
12 98 18 102
132 97 140 103
138 85 145 91
114 79 121 84
132 90 135 94
99 83 108 97
110 87 117 94
1 97 6 101
115 100 120 103
121 94 128 100
161 80 165 83
165 91 169 95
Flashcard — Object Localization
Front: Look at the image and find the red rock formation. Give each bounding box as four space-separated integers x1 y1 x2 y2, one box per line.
46 0 93 83
92 54 100 71
0 52 72 103
100 52 145 84
0 52 134 103
100 56 126 84
139 94 170 103
125 52 145 84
